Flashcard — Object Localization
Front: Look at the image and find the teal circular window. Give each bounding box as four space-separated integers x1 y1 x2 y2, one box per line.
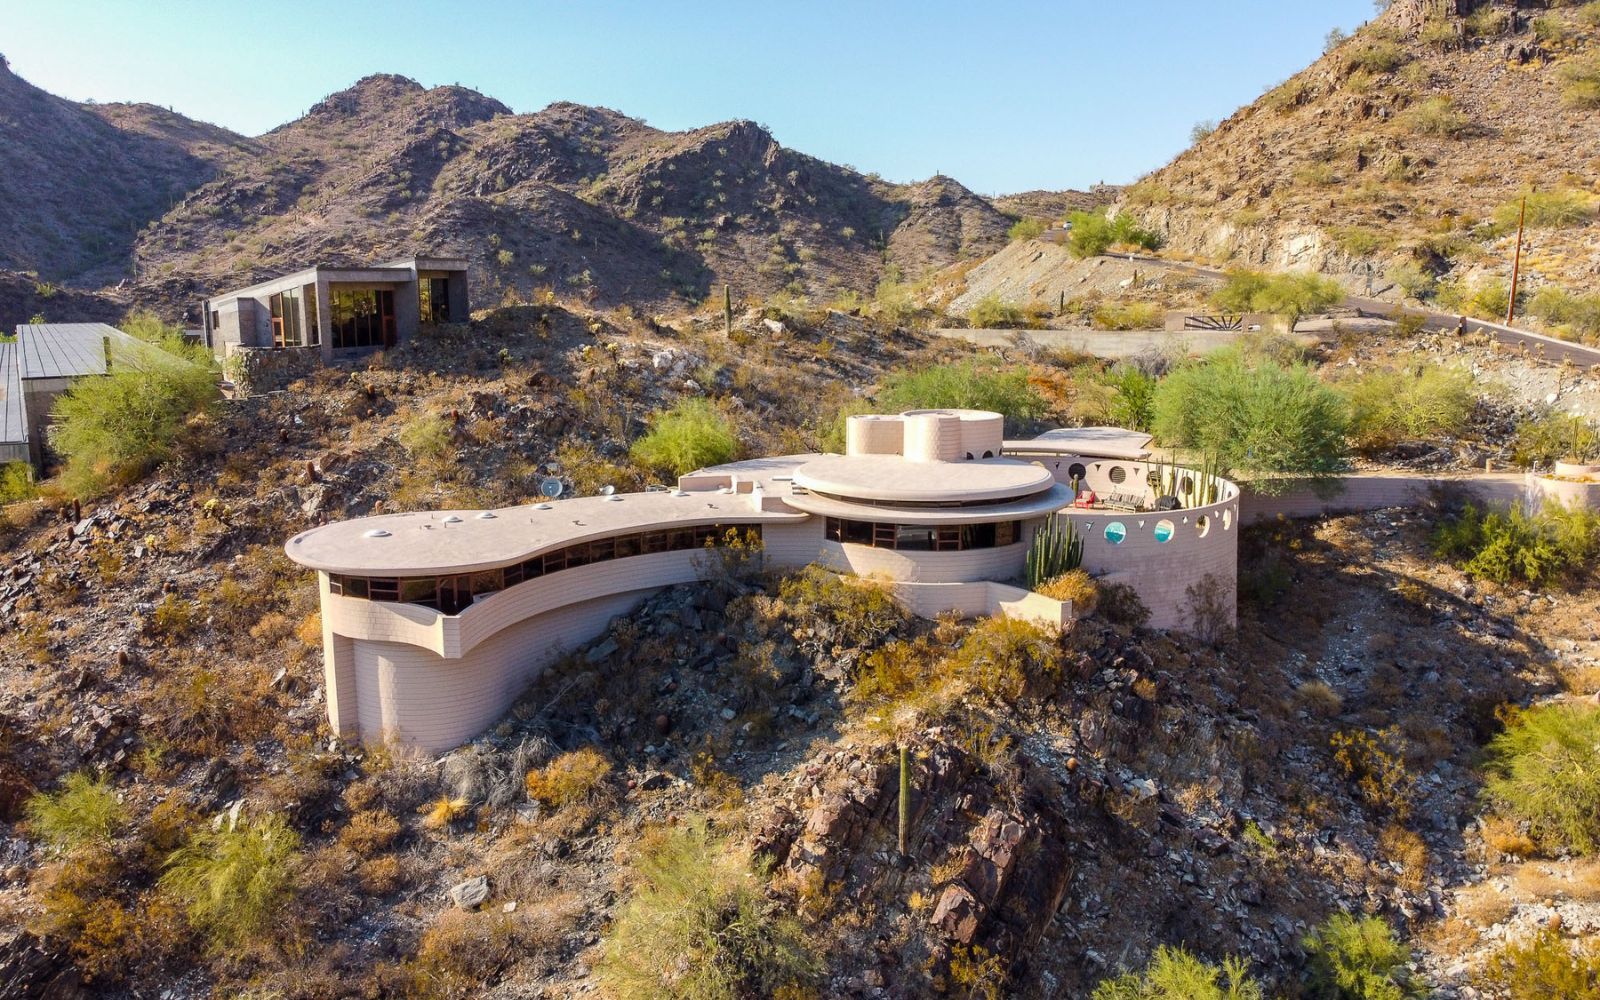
1154 519 1175 543
1104 521 1127 545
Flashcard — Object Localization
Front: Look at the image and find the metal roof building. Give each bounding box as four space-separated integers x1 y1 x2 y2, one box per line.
2 323 154 470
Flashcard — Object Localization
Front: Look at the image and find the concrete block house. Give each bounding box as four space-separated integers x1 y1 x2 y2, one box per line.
201 256 469 365
286 409 1244 751
2 323 154 470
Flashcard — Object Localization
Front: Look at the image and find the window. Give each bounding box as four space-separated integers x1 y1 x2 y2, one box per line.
824 518 1022 552
328 525 765 611
419 276 450 324
304 284 320 346
330 288 396 350
270 288 304 348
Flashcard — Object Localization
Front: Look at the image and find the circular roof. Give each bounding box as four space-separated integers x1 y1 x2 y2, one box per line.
793 454 1055 504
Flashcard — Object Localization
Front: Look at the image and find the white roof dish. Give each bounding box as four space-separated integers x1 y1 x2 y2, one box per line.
793 454 1055 504
1007 426 1155 460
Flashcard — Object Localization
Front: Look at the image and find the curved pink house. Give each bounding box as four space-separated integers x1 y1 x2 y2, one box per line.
286 410 1239 750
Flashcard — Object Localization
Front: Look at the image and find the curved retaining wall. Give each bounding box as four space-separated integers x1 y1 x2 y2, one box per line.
1058 502 1240 631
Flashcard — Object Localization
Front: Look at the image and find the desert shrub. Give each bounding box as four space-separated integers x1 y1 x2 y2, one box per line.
1561 53 1600 109
1092 301 1163 331
1067 210 1162 258
25 771 125 851
159 813 301 952
1435 276 1514 322
403 903 578 998
597 820 817 999
1482 703 1600 856
777 565 907 656
1584 1 1600 28
945 616 1065 703
1099 581 1151 628
630 398 739 476
1399 97 1469 138
1494 189 1597 231
52 345 218 495
337 809 402 854
1152 346 1349 491
1431 502 1600 586
1387 261 1437 301
1529 286 1600 341
1346 39 1408 74
1037 569 1099 616
1513 411 1600 467
1465 5 1511 36
523 747 612 810
1093 944 1264 999
1419 17 1460 51
1302 912 1422 999
1330 728 1415 819
1533 14 1570 44
398 413 456 461
1190 120 1217 144
1210 269 1344 329
0 461 35 504
1330 226 1391 257
1106 365 1158 432
966 293 1028 329
1007 217 1047 241
1341 363 1476 452
1479 926 1600 998
879 358 1046 426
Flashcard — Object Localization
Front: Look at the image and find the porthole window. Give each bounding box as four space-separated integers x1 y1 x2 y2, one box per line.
1108 465 1127 485
1068 462 1087 482
1223 508 1234 531
1154 519 1175 543
982 450 994 459
1179 476 1195 497
1196 515 1211 538
1104 521 1127 544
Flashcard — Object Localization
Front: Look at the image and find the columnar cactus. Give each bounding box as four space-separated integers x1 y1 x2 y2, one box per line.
1026 514 1083 589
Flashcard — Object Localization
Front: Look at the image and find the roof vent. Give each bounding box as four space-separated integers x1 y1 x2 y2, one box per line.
364 529 392 539
605 494 623 502
534 503 553 511
672 489 688 497
476 512 497 520
442 515 463 524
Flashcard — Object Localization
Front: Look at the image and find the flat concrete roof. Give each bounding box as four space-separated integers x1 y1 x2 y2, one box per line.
285 488 807 577
1005 426 1154 461
13 323 148 379
210 256 470 302
0 341 23 446
793 454 1056 504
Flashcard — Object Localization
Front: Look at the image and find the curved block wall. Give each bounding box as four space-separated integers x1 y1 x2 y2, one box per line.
846 415 905 456
1061 501 1240 632
903 412 963 463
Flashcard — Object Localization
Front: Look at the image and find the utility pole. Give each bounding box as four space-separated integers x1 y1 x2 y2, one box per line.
1507 193 1527 325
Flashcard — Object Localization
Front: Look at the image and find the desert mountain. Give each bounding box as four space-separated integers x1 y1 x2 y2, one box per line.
1119 0 1600 303
0 54 258 288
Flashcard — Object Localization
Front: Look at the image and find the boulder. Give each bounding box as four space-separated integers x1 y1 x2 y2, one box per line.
450 874 490 910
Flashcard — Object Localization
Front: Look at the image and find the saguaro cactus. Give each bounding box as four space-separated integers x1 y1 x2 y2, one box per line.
723 283 733 337
1026 514 1083 588
898 744 910 857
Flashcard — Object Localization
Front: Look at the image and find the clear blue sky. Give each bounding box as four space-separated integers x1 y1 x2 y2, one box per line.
0 0 1378 194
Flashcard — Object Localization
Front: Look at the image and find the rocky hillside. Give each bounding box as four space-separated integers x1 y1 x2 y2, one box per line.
0 55 258 288
1121 0 1600 302
0 63 1042 322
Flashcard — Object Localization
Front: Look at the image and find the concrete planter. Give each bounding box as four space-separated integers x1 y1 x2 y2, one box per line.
1553 461 1600 479
1535 464 1600 509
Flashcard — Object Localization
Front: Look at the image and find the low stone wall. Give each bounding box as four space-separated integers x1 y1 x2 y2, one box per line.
1241 473 1532 523
226 346 320 396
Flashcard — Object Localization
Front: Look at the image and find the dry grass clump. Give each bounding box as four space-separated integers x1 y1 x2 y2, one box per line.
523 747 612 810
1481 815 1537 860
1037 569 1100 617
1296 680 1344 719
398 896 582 999
338 809 402 854
1330 727 1416 820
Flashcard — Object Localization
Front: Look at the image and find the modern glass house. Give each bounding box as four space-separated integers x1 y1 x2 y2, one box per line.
201 256 469 363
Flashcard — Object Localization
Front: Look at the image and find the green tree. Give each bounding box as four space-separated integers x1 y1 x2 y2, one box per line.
1212 269 1345 330
630 398 739 476
598 820 817 999
160 814 301 952
879 359 1046 428
1303 913 1423 999
24 771 125 852
1093 945 1263 1000
1483 703 1600 856
1152 346 1349 492
52 339 217 496
1067 210 1162 259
